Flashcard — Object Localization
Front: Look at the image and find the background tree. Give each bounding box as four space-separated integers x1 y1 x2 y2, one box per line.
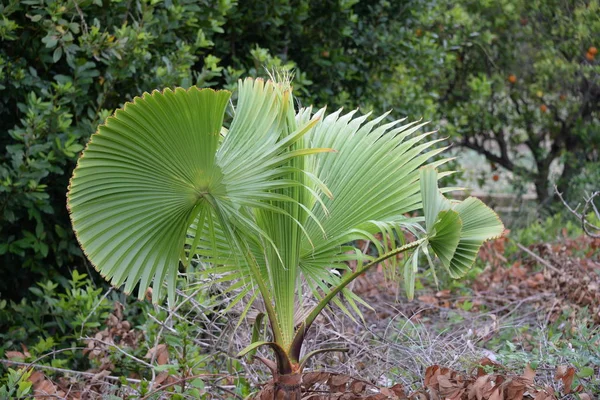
396 0 600 204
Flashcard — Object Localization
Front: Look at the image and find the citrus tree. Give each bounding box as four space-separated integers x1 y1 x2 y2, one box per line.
397 0 600 204
67 76 503 397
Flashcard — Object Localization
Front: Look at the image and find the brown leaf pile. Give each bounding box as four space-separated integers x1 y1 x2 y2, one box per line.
23 368 118 399
353 234 600 326
257 372 407 400
473 237 600 323
83 302 142 374
417 363 552 400
255 359 594 400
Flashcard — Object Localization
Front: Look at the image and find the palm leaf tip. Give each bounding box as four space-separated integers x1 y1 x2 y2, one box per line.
445 196 504 278
420 167 504 279
67 86 232 303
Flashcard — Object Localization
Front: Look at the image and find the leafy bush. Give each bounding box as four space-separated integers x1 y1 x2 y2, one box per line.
0 271 112 352
0 0 238 298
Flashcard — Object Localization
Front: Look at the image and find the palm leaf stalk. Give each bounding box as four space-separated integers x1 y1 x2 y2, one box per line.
68 76 503 396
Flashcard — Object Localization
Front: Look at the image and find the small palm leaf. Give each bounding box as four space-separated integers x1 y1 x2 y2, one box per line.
299 109 450 306
428 209 462 269
420 167 504 278
447 197 504 277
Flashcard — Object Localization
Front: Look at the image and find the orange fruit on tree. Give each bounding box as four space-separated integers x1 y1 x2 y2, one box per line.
540 104 548 113
589 46 598 55
492 174 500 182
586 52 595 61
508 74 517 84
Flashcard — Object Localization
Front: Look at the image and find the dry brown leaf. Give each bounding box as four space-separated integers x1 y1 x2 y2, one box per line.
533 389 555 400
329 374 351 391
554 365 575 393
424 365 440 387
488 387 503 400
145 343 169 365
5 351 26 360
469 375 491 400
389 383 407 399
364 394 387 400
417 295 438 305
33 378 58 399
154 371 170 387
350 380 367 394
303 372 329 389
505 381 525 400
522 364 536 384
28 371 45 386
91 369 111 382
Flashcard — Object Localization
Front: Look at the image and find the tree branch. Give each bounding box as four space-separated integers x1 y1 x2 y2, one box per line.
461 138 514 171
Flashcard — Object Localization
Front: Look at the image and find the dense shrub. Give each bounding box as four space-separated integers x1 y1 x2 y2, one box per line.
0 0 235 298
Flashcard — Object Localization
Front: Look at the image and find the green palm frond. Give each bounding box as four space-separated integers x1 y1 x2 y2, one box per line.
297 107 451 305
68 87 232 303
68 79 324 307
420 167 505 279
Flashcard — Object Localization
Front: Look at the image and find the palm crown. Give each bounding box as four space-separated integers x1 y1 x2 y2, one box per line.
68 76 503 378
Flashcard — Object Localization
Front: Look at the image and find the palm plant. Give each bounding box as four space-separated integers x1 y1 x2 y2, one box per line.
67 76 503 397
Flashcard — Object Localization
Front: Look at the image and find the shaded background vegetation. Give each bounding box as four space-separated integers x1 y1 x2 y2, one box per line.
0 0 598 302
1 1 599 398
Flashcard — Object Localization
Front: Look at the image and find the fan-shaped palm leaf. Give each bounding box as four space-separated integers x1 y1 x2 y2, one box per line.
68 79 324 306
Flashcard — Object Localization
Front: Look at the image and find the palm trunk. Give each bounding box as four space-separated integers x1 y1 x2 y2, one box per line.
258 373 302 399
275 373 302 399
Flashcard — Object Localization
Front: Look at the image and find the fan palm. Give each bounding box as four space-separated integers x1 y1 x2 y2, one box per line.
68 76 503 397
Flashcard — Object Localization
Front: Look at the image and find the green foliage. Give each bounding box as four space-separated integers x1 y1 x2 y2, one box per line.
0 274 246 398
0 270 112 352
508 213 583 249
0 0 235 298
0 367 33 400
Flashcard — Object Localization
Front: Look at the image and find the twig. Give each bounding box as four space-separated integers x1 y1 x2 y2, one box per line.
146 313 211 348
81 337 154 369
211 384 245 399
0 359 141 383
139 373 233 400
10 347 86 387
79 287 112 336
146 288 203 392
582 191 600 238
554 186 600 238
70 0 88 35
514 242 562 274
